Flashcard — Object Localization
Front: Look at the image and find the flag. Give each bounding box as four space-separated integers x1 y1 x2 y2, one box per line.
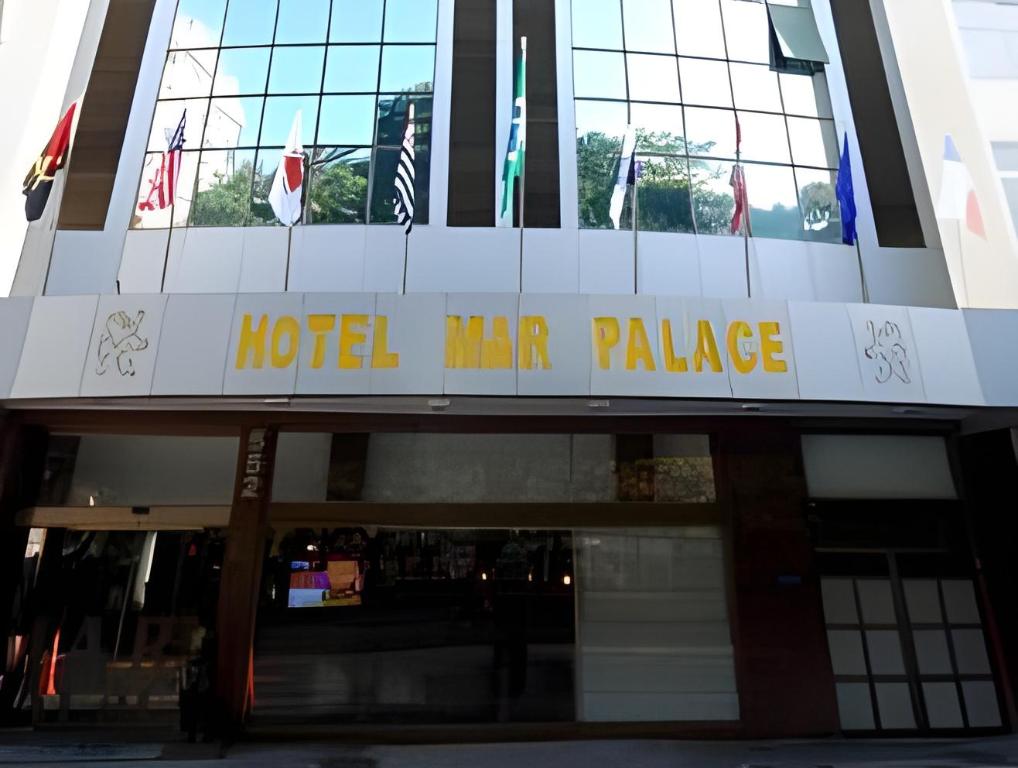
394 102 416 235
937 134 985 238
729 115 750 235
835 132 857 246
499 36 527 224
138 110 186 213
609 125 637 230
23 100 80 221
268 111 305 226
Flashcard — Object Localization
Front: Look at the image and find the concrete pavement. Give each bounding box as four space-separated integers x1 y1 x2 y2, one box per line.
1 733 1018 768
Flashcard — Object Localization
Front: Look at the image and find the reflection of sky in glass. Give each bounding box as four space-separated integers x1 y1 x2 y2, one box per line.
384 0 438 43
673 0 726 58
331 0 384 42
630 103 684 154
680 58 731 108
213 48 270 96
623 0 675 53
780 72 833 118
684 107 737 158
148 99 206 151
573 0 623 49
206 97 263 147
324 46 380 92
743 163 799 236
720 0 770 64
575 99 628 140
380 46 435 92
276 0 329 44
170 0 225 49
221 0 277 47
261 96 320 145
737 111 790 164
627 54 679 102
730 63 781 112
318 95 377 145
268 47 325 94
787 117 838 168
159 50 216 99
574 51 626 99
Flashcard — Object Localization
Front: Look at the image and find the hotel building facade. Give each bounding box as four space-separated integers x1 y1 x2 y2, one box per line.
1 0 1018 739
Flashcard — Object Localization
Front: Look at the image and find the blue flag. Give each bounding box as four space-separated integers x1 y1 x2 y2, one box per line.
835 132 857 246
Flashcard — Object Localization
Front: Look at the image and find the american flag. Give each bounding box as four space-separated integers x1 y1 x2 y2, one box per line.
394 102 416 235
139 110 185 212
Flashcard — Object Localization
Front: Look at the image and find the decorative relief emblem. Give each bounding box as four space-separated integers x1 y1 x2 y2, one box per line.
96 310 149 377
864 320 911 385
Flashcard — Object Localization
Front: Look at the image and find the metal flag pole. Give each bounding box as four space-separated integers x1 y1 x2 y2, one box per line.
401 233 410 295
957 219 970 307
632 165 639 294
517 36 528 294
854 238 870 303
738 147 751 299
284 225 293 291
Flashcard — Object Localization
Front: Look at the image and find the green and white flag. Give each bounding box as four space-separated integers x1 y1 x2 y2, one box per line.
499 36 527 226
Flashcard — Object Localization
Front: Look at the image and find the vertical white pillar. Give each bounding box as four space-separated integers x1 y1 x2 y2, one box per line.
495 0 513 226
556 0 579 230
429 0 455 227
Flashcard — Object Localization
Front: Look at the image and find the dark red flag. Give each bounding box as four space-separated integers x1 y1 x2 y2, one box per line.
23 101 78 221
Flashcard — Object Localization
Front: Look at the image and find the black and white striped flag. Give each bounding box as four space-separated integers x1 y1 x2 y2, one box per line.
394 102 416 235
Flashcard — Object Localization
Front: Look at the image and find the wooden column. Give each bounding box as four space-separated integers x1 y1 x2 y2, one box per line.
214 426 278 733
720 430 839 737
0 420 48 722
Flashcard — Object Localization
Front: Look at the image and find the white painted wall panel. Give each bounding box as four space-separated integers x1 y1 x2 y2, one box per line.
846 303 927 403
588 295 659 396
697 235 749 299
11 295 97 398
0 298 33 397
809 242 866 303
964 308 1018 406
654 296 732 398
79 294 167 398
408 228 520 293
45 231 121 295
517 293 590 396
521 229 580 294
294 293 376 395
164 228 244 293
363 225 409 293
722 299 798 400
579 230 634 294
238 227 288 293
371 293 446 394
753 239 815 301
223 292 304 395
286 225 367 293
151 293 236 396
788 302 865 401
637 232 700 296
908 306 984 405
801 434 957 499
117 230 169 294
444 293 518 394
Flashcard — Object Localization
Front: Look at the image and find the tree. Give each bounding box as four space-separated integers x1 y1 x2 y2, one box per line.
189 158 255 226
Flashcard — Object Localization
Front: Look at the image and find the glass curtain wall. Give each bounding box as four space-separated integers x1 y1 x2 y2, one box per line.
571 0 841 241
133 0 436 229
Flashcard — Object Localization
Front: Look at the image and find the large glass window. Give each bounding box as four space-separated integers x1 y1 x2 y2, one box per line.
132 0 436 230
571 0 842 241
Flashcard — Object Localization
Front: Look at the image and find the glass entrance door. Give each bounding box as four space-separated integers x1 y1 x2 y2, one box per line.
820 552 1004 734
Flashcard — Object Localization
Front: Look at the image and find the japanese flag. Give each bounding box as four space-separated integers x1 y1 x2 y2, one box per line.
269 111 305 226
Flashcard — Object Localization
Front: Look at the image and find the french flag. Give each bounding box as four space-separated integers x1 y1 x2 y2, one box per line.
936 134 985 238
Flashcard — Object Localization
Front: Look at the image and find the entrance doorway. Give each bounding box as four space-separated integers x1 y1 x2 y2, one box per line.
819 550 1003 734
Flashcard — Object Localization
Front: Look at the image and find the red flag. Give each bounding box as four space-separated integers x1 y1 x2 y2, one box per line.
730 114 750 235
23 101 78 221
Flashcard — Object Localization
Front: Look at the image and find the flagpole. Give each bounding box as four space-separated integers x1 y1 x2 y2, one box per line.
285 225 292 291
517 36 527 294
158 226 172 293
632 170 639 295
738 146 751 298
957 219 970 307
854 239 869 303
401 232 410 295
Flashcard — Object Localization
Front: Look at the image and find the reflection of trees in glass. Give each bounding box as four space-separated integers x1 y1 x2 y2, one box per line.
190 158 255 226
800 180 839 240
577 129 734 234
308 149 369 224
